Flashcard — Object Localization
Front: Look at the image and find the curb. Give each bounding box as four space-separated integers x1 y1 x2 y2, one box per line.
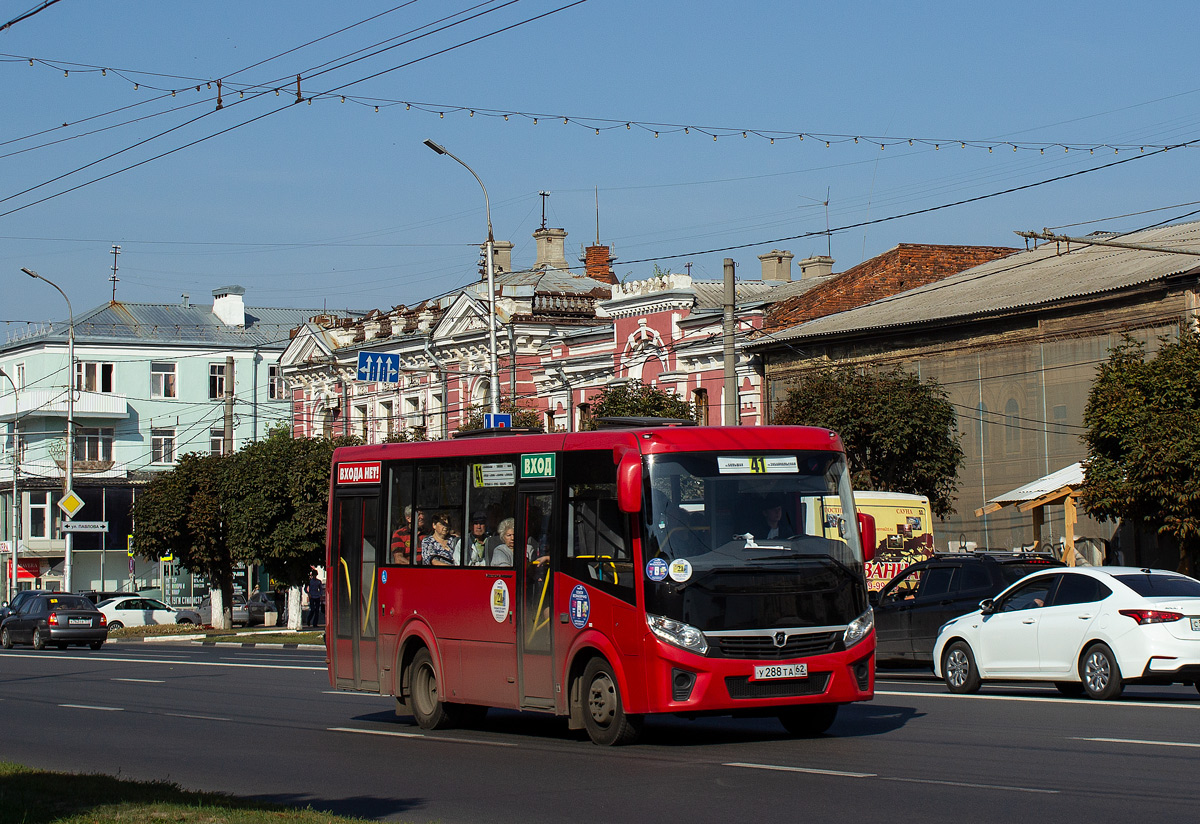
113 633 324 648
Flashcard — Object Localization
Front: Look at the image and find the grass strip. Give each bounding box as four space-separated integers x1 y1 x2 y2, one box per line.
0 761 374 824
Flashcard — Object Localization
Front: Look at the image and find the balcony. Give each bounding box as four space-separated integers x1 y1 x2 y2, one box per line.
0 389 129 421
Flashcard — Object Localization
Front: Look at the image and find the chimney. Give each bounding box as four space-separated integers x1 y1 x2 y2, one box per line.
480 240 513 279
583 243 618 285
532 227 569 270
212 285 246 327
181 293 190 308
758 249 794 283
798 255 835 280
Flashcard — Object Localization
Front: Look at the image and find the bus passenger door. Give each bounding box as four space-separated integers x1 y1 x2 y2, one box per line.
332 493 380 692
518 488 556 708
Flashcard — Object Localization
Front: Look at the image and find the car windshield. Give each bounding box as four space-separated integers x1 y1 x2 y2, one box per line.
641 450 867 632
1115 573 1200 598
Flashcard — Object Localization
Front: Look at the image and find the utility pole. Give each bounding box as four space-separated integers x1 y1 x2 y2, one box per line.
723 258 738 425
109 245 120 302
223 356 234 456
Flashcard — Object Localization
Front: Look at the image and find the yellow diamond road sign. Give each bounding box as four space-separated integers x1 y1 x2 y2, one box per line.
58 490 85 519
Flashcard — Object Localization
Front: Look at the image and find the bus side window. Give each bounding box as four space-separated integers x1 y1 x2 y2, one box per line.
387 465 415 565
416 461 466 567
563 451 635 605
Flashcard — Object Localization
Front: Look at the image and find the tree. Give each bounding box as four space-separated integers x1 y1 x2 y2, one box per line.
1081 332 1200 574
225 426 355 629
132 451 236 628
772 365 964 517
579 380 696 429
458 397 542 432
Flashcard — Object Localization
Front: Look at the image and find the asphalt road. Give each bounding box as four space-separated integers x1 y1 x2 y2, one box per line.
2 643 1199 823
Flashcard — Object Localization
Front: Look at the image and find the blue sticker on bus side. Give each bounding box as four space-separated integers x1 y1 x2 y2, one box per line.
646 558 668 581
569 584 590 628
381 569 387 584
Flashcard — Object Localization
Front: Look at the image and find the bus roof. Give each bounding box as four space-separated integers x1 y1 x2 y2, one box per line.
330 425 844 465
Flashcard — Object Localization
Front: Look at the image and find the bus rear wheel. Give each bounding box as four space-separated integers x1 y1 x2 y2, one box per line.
778 704 838 737
408 648 456 730
581 657 642 746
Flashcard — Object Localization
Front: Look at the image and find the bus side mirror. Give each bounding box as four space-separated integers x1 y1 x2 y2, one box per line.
857 512 876 562
615 448 642 514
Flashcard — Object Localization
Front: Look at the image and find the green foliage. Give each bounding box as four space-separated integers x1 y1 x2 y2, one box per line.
458 398 543 432
579 380 696 429
1081 331 1200 574
132 451 234 600
772 365 964 517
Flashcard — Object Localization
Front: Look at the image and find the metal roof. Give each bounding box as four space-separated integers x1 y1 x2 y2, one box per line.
4 300 361 351
985 462 1083 508
753 221 1200 346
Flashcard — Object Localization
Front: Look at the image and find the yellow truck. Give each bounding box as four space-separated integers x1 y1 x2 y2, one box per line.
824 492 934 592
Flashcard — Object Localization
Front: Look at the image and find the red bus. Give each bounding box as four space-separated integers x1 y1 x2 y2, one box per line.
326 420 877 745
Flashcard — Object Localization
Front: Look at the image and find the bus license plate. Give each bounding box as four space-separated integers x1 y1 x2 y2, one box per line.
69 618 91 626
753 664 808 681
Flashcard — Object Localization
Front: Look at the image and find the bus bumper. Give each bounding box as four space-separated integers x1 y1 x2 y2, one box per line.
635 632 875 715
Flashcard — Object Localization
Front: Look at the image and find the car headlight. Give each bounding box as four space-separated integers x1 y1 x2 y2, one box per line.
647 613 708 655
843 608 874 648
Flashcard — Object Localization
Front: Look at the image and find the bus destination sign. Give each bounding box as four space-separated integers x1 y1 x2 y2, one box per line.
520 453 556 479
337 461 382 484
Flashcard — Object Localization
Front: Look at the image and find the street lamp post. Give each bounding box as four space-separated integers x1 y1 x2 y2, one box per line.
22 267 75 593
0 368 17 601
422 139 501 416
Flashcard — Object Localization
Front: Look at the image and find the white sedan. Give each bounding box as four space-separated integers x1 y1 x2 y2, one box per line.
97 596 202 629
933 566 1200 699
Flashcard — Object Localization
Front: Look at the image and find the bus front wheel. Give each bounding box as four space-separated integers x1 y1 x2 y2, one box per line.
581 657 642 746
408 648 456 730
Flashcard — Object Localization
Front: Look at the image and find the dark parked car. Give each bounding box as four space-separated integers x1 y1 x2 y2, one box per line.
0 589 49 621
872 552 1062 665
0 593 108 650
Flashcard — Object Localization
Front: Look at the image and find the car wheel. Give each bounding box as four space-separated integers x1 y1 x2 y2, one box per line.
1 628 12 649
1055 681 1085 697
32 628 45 650
942 641 981 694
1081 643 1124 700
408 648 455 730
778 705 838 737
581 657 643 746
177 618 193 625
89 640 104 650
108 621 123 630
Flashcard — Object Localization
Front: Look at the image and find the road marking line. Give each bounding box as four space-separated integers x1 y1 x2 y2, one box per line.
112 678 165 683
877 690 1200 710
59 704 122 712
724 762 875 778
882 776 1058 794
1075 736 1200 749
328 726 517 748
162 712 232 721
0 650 322 671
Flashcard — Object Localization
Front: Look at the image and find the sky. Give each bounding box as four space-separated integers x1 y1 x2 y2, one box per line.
1 0 1198 334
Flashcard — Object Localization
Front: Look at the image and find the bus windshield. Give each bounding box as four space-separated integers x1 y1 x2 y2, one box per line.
643 450 867 632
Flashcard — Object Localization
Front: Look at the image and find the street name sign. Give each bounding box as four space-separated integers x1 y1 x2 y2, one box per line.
60 521 108 533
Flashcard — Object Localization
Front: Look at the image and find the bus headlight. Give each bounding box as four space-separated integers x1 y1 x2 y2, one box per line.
843 608 874 648
647 613 708 655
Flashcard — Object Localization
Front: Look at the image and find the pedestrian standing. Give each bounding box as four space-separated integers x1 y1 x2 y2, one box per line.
305 570 324 627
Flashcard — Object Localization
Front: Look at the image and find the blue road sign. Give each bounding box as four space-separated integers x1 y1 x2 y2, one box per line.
484 413 512 429
356 351 402 384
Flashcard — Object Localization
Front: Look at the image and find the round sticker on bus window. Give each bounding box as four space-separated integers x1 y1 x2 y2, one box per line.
490 579 510 623
381 569 388 584
646 558 669 581
668 558 693 582
569 584 590 628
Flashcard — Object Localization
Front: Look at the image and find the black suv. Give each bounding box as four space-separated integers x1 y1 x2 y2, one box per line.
872 552 1062 665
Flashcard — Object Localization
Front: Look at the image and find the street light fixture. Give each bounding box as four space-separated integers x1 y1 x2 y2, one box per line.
22 267 75 592
422 139 501 416
0 367 17 601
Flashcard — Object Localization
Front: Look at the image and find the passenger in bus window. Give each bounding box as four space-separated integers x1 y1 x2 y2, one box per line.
490 517 515 566
467 511 491 566
390 506 413 564
421 513 461 566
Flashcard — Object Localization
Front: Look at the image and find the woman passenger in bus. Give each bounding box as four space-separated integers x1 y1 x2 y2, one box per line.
489 517 516 567
421 513 461 566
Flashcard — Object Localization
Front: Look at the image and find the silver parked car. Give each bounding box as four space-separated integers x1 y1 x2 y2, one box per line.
197 592 277 626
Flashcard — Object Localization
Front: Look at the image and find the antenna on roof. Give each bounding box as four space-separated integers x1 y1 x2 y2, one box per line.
109 244 121 302
595 186 600 245
539 191 550 230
